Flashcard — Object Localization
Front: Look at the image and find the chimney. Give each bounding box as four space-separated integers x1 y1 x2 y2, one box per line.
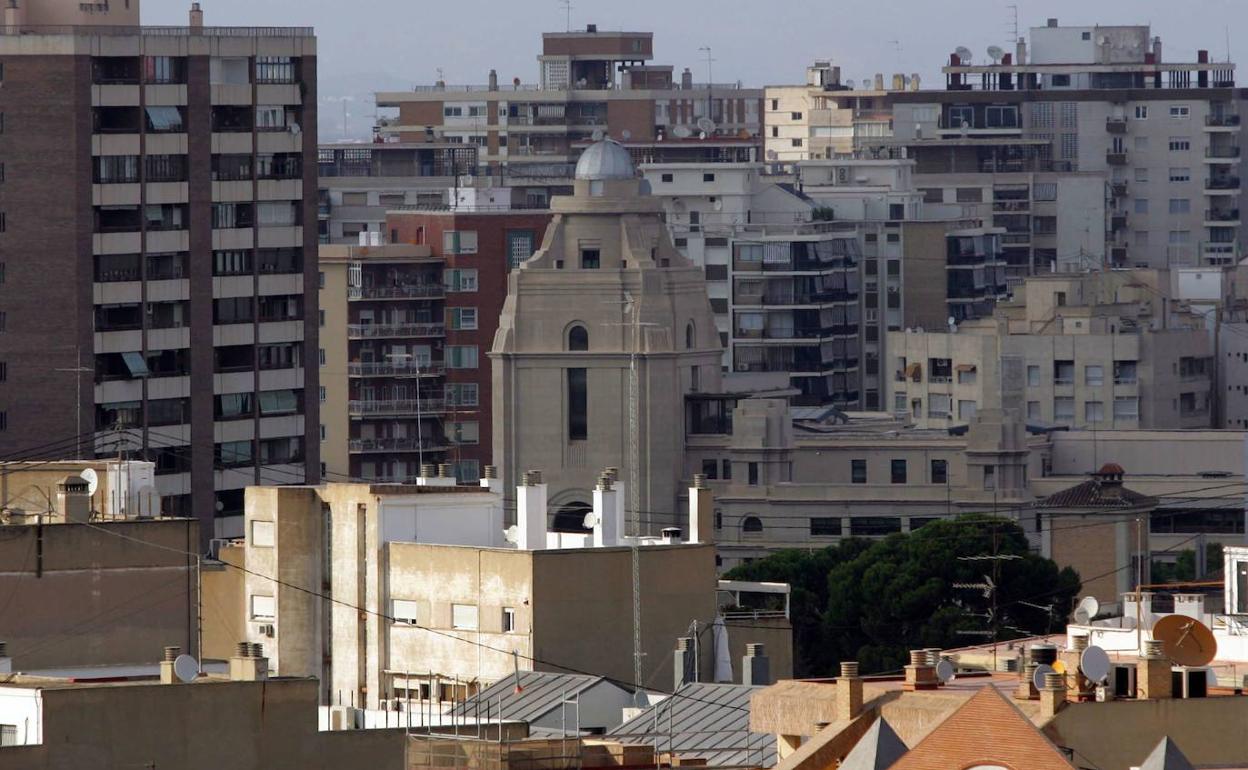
488 69 499 91
688 476 713 544
1016 37 1027 66
1016 661 1039 700
681 68 693 90
592 473 621 547
160 646 181 684
189 2 204 29
586 23 597 33
661 527 682 544
57 475 91 524
1040 671 1066 719
479 465 503 495
230 641 269 682
903 649 937 691
909 73 921 92
674 637 695 690
873 73 885 91
1137 639 1172 700
1093 463 1125 500
1153 36 1163 63
836 661 864 719
1061 634 1093 702
0 641 9 674
417 463 456 488
1047 17 1058 28
891 73 904 90
516 471 548 550
743 643 770 686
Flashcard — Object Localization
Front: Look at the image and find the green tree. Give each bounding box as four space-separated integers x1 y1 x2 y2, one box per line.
725 516 1081 677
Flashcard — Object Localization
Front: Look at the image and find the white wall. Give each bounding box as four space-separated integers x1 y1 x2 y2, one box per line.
0 688 43 745
379 495 505 547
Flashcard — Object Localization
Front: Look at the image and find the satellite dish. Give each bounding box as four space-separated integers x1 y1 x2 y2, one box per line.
621 129 632 141
935 659 955 683
1074 596 1100 625
713 199 724 212
590 128 605 142
846 79 856 89
955 46 974 64
1080 646 1111 683
947 316 957 327
765 149 778 161
502 525 520 544
1153 615 1217 668
80 468 99 496
696 117 716 135
582 512 600 529
987 45 1005 63
173 654 198 683
672 125 693 139
1032 663 1056 692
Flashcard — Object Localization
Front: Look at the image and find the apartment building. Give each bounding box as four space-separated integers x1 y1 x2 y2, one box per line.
887 270 1214 430
316 142 476 244
826 20 1244 273
374 26 762 187
0 3 319 539
762 63 900 164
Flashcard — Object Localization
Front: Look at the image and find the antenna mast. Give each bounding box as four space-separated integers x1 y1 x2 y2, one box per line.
559 0 572 32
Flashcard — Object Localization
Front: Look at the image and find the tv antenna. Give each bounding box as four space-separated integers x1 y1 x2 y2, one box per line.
1007 5 1019 43
559 0 572 32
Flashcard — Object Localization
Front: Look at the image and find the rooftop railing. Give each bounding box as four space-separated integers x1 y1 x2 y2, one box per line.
0 25 313 37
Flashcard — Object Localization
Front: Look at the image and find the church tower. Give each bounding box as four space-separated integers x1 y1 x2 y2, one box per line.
491 139 722 534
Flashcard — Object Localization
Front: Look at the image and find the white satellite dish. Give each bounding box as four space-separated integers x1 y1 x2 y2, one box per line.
765 149 779 161
935 659 955 683
1079 646 1110 683
173 654 199 683
955 46 974 64
1032 663 1057 692
502 525 520 544
1074 596 1100 625
696 117 716 135
672 125 693 139
621 129 632 141
80 468 99 496
582 512 600 529
987 45 1005 63
846 79 856 89
590 128 605 142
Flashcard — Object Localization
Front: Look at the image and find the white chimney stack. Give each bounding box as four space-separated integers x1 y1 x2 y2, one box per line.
479 465 503 495
688 475 714 545
592 473 620 547
517 471 548 550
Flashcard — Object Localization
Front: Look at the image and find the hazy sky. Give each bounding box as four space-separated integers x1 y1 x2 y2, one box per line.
144 0 1248 139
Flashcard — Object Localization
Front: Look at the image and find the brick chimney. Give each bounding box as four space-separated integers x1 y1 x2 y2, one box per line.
1137 639 1172 700
837 661 864 719
160 646 181 684
1062 633 1094 702
1040 671 1066 719
743 643 770 686
673 637 695 691
903 649 938 691
1015 661 1039 700
189 2 204 29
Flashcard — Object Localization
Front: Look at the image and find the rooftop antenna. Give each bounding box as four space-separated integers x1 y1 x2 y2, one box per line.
559 0 572 32
1007 5 1019 43
698 46 715 124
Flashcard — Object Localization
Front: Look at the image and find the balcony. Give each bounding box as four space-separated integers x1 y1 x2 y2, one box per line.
1205 177 1242 194
1106 117 1128 134
1111 213 1129 231
348 361 446 377
1106 151 1128 166
349 285 444 301
1204 146 1241 161
348 398 447 416
1206 114 1241 128
349 437 450 454
1205 208 1241 226
1110 181 1128 198
347 322 445 339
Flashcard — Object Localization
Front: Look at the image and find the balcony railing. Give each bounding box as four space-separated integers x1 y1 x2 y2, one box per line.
347 323 445 339
348 361 446 377
348 285 445 300
349 437 450 453
1205 209 1241 222
1206 146 1241 159
348 398 446 416
1206 177 1241 190
1106 151 1128 166
1207 114 1242 127
1106 117 1128 134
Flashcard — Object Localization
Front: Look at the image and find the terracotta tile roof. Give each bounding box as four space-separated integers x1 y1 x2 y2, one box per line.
886 685 1075 770
1036 477 1154 509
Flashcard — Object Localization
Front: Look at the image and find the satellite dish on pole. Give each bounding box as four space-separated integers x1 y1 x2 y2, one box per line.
935 659 955 683
582 511 600 529
173 654 199 683
503 525 520 545
81 468 99 497
1074 596 1100 625
1032 663 1056 692
696 117 716 137
1080 646 1111 683
672 125 693 139
987 45 1005 64
955 46 974 65
590 128 605 142
1153 615 1218 667
621 129 632 142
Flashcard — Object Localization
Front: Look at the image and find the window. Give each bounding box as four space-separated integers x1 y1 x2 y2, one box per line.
791 138 803 147
661 173 674 183
444 269 479 292
145 106 184 133
1027 365 1040 387
955 187 983 203
931 459 948 484
95 155 140 183
890 459 907 484
451 604 479 630
1054 360 1074 385
703 173 715 183
250 520 275 547
722 459 732 481
1169 198 1191 214
748 462 759 486
1169 137 1191 152
580 248 600 269
567 325 589 351
449 307 478 330
0 723 15 746
1135 167 1149 183
250 594 275 620
1169 105 1191 119
742 516 763 533
446 383 479 407
0 362 5 382
503 607 517 633
1027 401 1041 420
948 106 974 128
851 459 867 484
810 517 841 536
1135 198 1150 214
1085 400 1105 423
442 230 479 254
985 105 1018 128
567 368 587 440
318 386 327 403
1085 365 1104 386
447 345 478 369
1135 105 1149 120
958 400 977 420
392 599 419 625
1033 182 1057 201
448 421 480 445
851 517 901 536
1114 360 1138 384
983 465 996 491
1054 397 1075 422
255 56 296 84
1169 167 1191 183
507 230 536 268
701 458 719 480
1114 396 1140 419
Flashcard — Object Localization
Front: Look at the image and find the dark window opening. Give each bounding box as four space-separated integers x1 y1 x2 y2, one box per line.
568 367 587 440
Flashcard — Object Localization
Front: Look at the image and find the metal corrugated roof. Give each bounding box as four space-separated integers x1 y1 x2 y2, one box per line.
450 671 618 724
608 683 776 769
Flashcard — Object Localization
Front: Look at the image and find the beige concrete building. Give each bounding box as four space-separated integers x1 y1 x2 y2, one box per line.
0 459 157 521
763 64 901 165
491 139 722 531
888 270 1214 429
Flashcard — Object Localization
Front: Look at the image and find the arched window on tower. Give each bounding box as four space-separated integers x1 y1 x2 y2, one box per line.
742 516 763 533
568 325 589 351
686 322 695 349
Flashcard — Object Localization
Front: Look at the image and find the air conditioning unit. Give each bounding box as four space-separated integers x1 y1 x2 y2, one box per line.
257 623 276 638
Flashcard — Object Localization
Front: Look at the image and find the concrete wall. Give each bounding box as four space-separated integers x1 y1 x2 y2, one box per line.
201 543 245 662
0 519 198 670
318 258 351 479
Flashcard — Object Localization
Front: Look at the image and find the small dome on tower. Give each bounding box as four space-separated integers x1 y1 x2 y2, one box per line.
574 138 636 181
